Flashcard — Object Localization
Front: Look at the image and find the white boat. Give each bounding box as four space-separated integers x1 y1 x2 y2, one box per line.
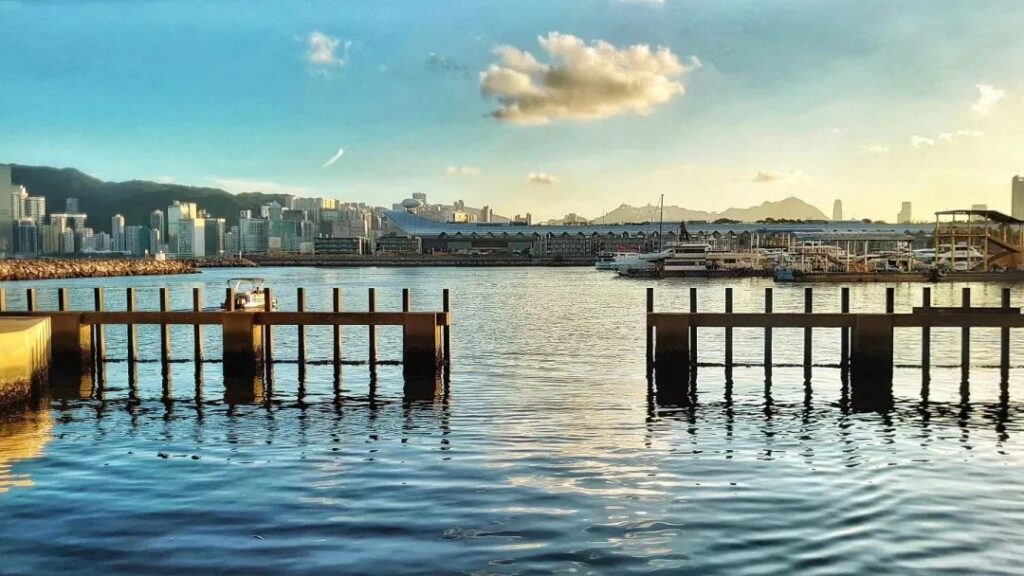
595 251 639 270
223 277 278 311
662 242 711 275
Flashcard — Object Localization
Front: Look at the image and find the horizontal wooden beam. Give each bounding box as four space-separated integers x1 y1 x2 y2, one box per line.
650 311 1024 329
0 311 451 327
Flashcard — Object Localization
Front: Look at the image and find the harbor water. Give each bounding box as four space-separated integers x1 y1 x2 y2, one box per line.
1 267 1023 575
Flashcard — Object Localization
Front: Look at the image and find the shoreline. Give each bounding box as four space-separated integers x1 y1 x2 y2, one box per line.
0 259 201 281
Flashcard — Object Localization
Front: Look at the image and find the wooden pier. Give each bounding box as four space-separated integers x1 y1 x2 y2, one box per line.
0 287 452 393
646 287 1019 408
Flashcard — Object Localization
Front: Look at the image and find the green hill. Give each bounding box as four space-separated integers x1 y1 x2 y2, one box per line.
10 165 293 233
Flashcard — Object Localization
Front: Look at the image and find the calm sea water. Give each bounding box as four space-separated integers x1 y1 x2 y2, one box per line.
1 267 1023 575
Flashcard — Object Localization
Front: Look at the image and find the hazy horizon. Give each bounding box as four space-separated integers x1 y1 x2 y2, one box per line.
1 0 1022 221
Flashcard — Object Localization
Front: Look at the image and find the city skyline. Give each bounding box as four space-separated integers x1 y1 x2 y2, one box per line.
1 1 1023 220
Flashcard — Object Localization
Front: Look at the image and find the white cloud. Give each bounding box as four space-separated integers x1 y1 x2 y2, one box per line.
912 129 982 148
306 32 348 68
212 178 310 196
322 147 345 168
480 32 697 124
752 170 807 184
527 172 556 184
972 83 1005 115
446 165 481 176
860 145 890 154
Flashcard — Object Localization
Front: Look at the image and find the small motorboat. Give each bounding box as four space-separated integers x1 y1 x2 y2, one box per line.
223 277 278 311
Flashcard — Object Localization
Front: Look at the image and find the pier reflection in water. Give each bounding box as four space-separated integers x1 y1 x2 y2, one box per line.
2 268 1024 574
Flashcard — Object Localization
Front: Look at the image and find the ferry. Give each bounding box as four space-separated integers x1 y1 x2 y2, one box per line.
223 277 278 311
595 251 639 271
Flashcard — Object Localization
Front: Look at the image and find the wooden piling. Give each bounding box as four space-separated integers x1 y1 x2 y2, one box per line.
646 287 654 376
921 287 931 376
193 287 204 361
840 287 850 370
159 287 170 366
654 315 691 394
0 288 5 312
263 287 274 367
94 287 105 363
764 288 773 377
724 288 733 370
803 287 812 377
402 313 443 378
26 288 36 311
368 287 377 365
225 287 235 312
961 287 970 376
297 287 306 364
442 288 451 365
850 314 895 398
689 287 698 367
58 288 69 311
1002 288 1011 381
333 288 343 366
126 288 137 365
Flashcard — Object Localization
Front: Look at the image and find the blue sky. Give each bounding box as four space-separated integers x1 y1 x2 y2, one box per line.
1 0 1022 220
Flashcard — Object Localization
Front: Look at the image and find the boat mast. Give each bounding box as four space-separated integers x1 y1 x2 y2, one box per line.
659 194 664 252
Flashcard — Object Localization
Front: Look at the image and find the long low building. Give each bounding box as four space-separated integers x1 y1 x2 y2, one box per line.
384 210 935 256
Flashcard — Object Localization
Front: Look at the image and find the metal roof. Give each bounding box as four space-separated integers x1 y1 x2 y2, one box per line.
934 209 1023 224
386 211 934 238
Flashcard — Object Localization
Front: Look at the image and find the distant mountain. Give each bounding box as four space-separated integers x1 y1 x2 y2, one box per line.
594 197 828 224
10 165 293 233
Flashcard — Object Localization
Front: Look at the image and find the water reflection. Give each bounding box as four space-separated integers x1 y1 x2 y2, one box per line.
0 403 53 493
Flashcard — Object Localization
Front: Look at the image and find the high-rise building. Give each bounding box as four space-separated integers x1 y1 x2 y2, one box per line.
832 199 843 222
13 219 38 256
166 201 197 253
150 209 165 242
176 218 206 257
111 214 126 251
897 201 912 224
1013 176 1024 220
65 197 80 214
24 196 45 225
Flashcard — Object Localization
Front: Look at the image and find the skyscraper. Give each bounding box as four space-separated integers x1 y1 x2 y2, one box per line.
1013 176 1024 220
65 197 80 214
150 209 165 242
832 199 843 221
24 196 46 225
166 201 197 253
111 214 126 251
897 201 912 224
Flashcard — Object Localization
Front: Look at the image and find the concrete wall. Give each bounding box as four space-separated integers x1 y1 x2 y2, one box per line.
0 317 50 409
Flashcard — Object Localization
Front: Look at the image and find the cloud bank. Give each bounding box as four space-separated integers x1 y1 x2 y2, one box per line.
480 32 697 124
752 170 807 184
322 147 345 168
911 129 983 148
527 172 557 184
446 165 481 176
307 32 348 68
972 84 1005 115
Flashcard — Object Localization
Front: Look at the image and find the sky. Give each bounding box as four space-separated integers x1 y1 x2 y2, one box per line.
0 0 1022 221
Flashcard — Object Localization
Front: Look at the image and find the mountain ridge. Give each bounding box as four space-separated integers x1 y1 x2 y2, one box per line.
594 197 828 224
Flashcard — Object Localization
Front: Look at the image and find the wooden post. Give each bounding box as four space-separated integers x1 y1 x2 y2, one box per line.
961 287 970 378
654 315 691 395
840 287 850 370
26 288 36 311
0 288 5 312
764 288 773 378
803 287 812 378
263 287 274 367
368 288 377 366
94 287 105 363
58 288 69 311
646 287 654 377
850 314 895 409
401 288 411 341
921 287 931 377
724 288 733 371
689 287 698 368
126 288 137 365
333 287 343 366
225 287 235 312
402 313 442 378
442 288 451 365
297 287 306 364
192 287 204 362
222 312 265 402
885 287 895 313
1002 288 1011 381
159 287 170 366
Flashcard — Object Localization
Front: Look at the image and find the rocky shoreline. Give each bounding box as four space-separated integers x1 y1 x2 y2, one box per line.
0 259 200 281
